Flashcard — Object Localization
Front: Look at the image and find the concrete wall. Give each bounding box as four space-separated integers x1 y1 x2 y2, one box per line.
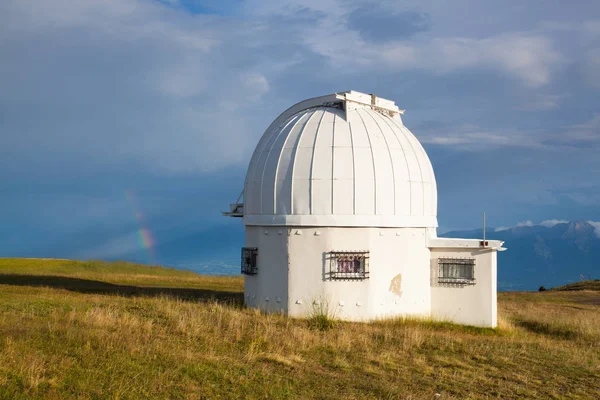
243 226 289 313
429 248 498 328
285 226 431 321
243 226 498 327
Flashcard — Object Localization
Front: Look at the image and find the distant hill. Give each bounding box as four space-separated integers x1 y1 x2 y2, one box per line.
551 280 600 291
442 221 600 291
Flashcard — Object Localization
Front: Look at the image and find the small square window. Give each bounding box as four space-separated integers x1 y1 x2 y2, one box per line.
438 258 475 285
241 247 258 275
327 251 369 280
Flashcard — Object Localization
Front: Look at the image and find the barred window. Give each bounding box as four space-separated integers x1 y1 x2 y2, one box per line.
438 258 475 285
327 251 369 280
241 247 258 275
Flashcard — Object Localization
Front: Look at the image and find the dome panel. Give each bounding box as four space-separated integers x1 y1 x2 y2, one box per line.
332 179 354 215
333 147 354 180
243 91 438 228
312 179 332 215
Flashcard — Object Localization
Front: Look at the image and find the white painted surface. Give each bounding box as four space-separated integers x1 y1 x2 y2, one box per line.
430 247 498 328
243 226 500 327
243 90 437 228
244 226 432 322
243 226 289 314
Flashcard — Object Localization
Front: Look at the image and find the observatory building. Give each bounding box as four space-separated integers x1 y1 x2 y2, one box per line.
225 90 505 328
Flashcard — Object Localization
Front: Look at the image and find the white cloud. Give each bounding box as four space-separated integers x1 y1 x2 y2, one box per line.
583 48 600 88
539 19 600 38
520 94 562 111
517 220 534 227
0 0 592 174
582 20 600 37
243 73 271 98
557 113 600 145
588 221 600 238
419 111 600 151
494 220 600 233
243 1 565 87
316 32 564 87
425 34 563 87
418 123 542 150
0 0 272 173
540 219 568 228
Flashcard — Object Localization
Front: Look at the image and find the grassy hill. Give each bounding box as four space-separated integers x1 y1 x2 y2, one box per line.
0 259 598 399
550 279 600 292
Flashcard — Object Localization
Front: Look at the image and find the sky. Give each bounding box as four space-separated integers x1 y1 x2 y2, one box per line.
1 0 599 267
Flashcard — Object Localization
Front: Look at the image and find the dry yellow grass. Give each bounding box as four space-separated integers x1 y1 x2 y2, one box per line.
0 259 598 399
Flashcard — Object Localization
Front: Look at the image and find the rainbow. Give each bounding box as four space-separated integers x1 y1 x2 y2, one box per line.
124 189 156 265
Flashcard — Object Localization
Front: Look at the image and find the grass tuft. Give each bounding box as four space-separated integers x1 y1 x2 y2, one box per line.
307 298 338 331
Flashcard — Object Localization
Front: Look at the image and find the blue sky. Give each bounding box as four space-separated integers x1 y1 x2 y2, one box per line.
1 0 599 266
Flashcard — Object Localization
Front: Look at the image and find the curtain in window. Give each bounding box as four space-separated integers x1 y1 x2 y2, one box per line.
337 256 362 273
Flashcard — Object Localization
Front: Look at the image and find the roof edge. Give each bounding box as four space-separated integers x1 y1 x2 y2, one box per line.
243 214 438 228
428 237 506 251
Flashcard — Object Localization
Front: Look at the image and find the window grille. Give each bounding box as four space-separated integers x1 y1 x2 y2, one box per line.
438 258 475 285
241 247 258 275
326 251 369 280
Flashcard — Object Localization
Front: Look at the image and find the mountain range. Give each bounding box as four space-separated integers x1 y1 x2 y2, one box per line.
441 221 600 290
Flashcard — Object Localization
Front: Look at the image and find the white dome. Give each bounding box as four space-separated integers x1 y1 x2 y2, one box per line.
243 91 437 228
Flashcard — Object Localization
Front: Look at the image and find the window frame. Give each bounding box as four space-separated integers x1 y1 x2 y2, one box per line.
437 257 476 285
326 251 370 280
241 247 258 275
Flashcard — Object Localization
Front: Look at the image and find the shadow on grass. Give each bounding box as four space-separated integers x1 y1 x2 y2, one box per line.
0 274 244 305
513 319 579 340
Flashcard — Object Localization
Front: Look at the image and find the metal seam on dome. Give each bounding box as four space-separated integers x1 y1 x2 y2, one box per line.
348 116 356 215
393 121 426 216
356 109 378 215
412 129 437 215
405 127 436 216
260 113 302 214
307 109 326 215
246 120 276 184
246 125 280 213
378 113 412 215
274 110 316 214
258 114 296 214
292 108 321 215
251 116 292 214
365 110 396 215
330 111 336 215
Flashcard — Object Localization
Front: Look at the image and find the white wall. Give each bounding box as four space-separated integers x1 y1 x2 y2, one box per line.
243 226 289 313
243 226 499 328
285 227 431 321
429 248 498 328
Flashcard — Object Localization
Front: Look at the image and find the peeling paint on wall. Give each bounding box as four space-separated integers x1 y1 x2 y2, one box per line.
389 274 403 296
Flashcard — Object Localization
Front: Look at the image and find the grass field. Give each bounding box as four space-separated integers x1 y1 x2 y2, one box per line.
0 259 598 399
